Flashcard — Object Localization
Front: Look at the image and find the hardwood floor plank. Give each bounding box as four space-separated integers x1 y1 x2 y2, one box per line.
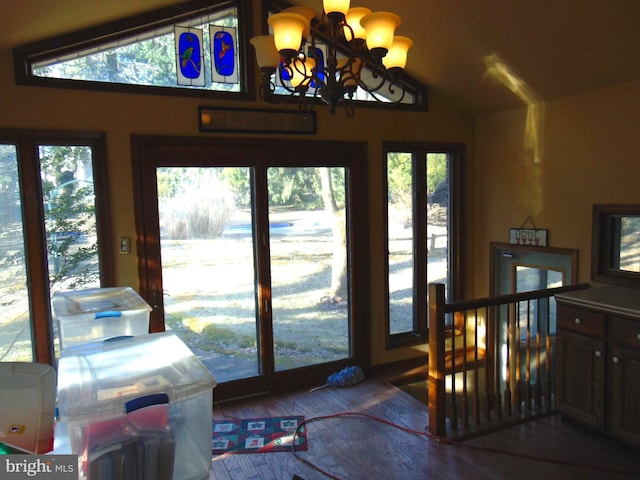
210 378 640 480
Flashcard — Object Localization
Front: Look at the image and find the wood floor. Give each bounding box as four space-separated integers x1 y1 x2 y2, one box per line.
210 378 640 480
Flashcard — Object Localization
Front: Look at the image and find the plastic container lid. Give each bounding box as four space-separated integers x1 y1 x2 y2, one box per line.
57 332 216 421
52 287 151 319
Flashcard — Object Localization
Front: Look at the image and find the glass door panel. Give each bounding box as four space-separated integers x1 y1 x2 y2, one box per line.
268 167 350 371
491 243 577 393
515 265 563 336
157 167 260 383
0 145 32 361
39 145 101 357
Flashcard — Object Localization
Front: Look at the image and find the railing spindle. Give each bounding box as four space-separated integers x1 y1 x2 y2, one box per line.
545 296 553 407
535 298 542 408
473 307 480 425
485 305 494 421
525 299 532 410
514 301 521 413
505 302 512 416
461 310 469 428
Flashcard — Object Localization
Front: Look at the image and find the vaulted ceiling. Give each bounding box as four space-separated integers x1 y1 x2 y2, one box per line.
4 0 640 115
289 0 640 114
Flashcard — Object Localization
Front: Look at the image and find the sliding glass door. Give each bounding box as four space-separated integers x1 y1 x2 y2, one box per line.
133 138 367 399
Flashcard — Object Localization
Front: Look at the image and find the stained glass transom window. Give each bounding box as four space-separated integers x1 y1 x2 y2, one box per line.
27 4 241 94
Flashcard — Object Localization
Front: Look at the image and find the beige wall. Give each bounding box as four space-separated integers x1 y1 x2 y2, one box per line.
5 0 639 369
0 16 474 366
473 80 640 297
6 0 639 369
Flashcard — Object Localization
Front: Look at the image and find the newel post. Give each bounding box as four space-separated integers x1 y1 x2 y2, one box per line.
428 283 446 437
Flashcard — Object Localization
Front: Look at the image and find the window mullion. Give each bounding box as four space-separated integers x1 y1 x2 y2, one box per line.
414 152 428 335
17 140 54 364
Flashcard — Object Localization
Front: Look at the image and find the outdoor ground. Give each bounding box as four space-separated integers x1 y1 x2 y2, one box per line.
162 208 448 382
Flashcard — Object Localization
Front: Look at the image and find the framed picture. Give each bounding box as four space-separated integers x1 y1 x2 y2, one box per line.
199 107 316 134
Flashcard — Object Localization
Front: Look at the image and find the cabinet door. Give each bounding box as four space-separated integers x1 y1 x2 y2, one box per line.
610 344 640 448
557 330 606 428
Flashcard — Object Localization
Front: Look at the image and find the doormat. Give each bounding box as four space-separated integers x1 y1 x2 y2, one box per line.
212 416 308 455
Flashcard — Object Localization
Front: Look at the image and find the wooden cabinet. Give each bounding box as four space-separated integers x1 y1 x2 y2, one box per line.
610 342 640 445
556 287 640 449
556 327 606 428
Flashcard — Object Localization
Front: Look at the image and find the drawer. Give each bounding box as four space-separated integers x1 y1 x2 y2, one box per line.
557 305 605 337
611 316 640 349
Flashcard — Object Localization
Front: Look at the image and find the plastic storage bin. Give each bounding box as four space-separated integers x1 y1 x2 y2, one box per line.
52 287 152 350
0 362 56 453
56 332 216 480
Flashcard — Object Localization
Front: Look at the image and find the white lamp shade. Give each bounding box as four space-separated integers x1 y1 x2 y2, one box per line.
344 7 372 41
250 35 281 69
283 6 316 39
290 56 316 88
382 36 413 70
360 11 401 51
268 12 308 52
323 0 350 16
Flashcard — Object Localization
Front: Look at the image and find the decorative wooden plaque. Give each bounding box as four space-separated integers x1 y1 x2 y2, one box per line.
199 107 316 134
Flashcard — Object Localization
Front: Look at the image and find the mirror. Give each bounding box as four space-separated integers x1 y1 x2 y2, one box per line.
592 204 640 287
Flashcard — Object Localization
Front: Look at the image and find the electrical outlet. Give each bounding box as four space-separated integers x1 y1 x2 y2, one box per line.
119 236 131 254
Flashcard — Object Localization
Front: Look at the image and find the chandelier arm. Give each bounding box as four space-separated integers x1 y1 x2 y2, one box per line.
384 83 407 105
361 83 407 105
298 87 317 117
259 76 276 100
342 94 355 118
257 68 293 105
353 63 389 93
274 64 297 95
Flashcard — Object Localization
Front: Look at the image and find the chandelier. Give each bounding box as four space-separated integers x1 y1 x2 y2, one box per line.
250 1 413 117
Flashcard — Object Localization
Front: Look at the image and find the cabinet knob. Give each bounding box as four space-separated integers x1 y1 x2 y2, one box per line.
574 318 581 325
612 356 621 364
636 333 640 341
595 350 602 358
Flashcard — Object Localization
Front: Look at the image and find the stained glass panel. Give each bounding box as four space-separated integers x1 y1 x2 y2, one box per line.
211 27 238 84
175 27 205 86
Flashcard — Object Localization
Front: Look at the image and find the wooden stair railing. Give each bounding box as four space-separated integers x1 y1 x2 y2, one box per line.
428 282 590 439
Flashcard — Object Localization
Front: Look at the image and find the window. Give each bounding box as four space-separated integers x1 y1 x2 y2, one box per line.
0 130 113 364
384 142 464 347
14 0 252 100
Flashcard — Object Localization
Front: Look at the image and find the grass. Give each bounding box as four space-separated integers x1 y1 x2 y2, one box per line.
159 208 446 382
